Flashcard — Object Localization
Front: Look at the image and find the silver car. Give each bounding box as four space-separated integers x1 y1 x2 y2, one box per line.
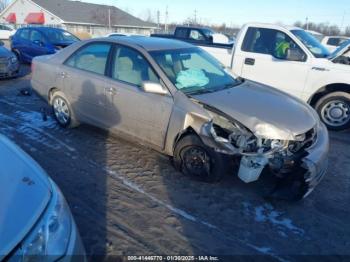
31 37 329 200
0 135 86 260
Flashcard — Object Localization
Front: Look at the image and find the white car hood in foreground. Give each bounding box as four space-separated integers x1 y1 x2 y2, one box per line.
193 81 317 140
0 135 51 259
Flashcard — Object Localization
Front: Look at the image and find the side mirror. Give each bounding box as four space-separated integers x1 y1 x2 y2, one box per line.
208 35 214 43
141 81 168 95
286 47 306 62
0 40 4 46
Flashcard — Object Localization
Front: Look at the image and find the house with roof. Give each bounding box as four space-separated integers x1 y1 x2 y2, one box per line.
0 0 157 36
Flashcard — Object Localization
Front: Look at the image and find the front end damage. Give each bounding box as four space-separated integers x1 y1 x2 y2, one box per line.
196 107 329 200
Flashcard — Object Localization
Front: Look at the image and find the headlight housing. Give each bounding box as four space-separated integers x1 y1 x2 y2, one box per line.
207 112 288 156
9 56 17 64
16 180 72 261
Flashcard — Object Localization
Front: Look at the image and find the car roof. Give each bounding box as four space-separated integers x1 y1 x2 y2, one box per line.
18 27 65 32
244 22 301 31
93 36 195 51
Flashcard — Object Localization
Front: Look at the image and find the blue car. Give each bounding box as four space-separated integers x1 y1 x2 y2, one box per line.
11 27 80 63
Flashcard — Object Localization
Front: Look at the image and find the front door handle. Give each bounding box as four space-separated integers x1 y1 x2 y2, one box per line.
244 58 255 66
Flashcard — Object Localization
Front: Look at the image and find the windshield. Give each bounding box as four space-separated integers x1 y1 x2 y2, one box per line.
291 29 330 58
150 48 238 95
44 29 79 43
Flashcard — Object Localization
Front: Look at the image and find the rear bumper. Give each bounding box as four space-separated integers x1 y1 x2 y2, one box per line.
302 122 329 198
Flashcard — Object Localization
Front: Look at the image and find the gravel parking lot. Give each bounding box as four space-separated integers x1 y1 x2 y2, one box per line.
1 65 350 261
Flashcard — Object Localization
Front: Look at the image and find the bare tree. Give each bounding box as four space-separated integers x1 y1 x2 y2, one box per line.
0 0 10 12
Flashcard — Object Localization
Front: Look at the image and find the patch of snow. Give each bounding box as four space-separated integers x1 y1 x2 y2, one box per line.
243 201 305 237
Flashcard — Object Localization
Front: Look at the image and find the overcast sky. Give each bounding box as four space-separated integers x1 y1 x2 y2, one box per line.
85 0 350 28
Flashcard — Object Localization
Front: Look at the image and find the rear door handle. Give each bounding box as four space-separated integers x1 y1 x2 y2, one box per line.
105 87 117 95
244 58 255 66
59 71 68 78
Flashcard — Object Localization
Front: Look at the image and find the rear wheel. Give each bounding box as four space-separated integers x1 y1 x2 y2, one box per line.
51 91 79 128
173 134 229 183
315 92 350 131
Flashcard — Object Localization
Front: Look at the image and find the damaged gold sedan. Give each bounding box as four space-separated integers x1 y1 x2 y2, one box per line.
31 37 329 200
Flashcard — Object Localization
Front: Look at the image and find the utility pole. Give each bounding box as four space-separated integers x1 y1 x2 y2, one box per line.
108 8 111 30
305 17 309 31
157 10 160 31
165 6 168 33
341 11 346 32
194 9 197 25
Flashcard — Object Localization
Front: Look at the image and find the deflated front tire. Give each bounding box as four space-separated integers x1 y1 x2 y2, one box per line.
173 134 230 183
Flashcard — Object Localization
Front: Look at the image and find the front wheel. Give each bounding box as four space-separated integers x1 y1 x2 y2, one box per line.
173 134 229 183
51 91 79 128
315 92 350 131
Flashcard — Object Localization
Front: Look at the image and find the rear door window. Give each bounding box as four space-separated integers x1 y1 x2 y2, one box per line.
111 45 159 87
30 30 45 43
189 30 205 41
65 43 112 75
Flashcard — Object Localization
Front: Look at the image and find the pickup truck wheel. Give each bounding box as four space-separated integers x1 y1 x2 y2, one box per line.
51 91 79 129
173 134 228 183
316 92 350 131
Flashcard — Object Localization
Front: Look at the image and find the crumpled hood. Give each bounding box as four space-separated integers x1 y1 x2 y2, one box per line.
0 135 51 259
193 80 317 140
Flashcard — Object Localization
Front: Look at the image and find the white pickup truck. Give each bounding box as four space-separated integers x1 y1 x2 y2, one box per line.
204 23 350 131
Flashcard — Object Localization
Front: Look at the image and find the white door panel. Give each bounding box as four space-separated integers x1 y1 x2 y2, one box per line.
241 52 310 97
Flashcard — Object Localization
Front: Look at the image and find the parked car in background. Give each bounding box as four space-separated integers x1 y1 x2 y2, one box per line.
31 37 328 200
0 134 86 261
11 27 80 63
201 23 350 130
152 26 234 68
321 36 350 52
0 40 19 78
0 24 15 40
153 26 233 43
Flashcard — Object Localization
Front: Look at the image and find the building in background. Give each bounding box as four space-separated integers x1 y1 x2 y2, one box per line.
0 0 157 37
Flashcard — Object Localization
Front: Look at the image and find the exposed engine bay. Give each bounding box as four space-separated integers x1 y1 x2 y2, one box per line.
198 106 318 187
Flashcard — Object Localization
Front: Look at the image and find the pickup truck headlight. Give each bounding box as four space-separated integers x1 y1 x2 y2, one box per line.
20 180 72 261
